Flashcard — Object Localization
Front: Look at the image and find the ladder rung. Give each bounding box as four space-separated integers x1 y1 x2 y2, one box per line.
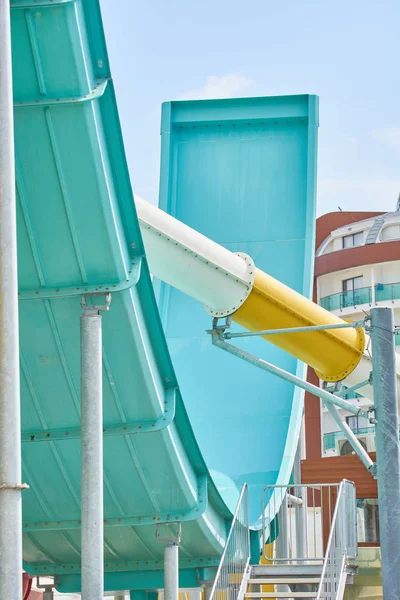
246 594 317 598
248 578 320 584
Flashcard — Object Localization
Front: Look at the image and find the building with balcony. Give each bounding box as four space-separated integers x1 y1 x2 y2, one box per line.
301 200 400 598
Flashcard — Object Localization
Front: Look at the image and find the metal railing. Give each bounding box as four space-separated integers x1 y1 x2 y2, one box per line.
324 427 375 451
375 281 400 302
320 281 400 313
209 484 250 600
262 483 356 564
316 480 357 600
320 287 372 311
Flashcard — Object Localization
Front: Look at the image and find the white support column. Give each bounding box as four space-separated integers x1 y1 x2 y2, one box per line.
370 266 376 304
157 523 181 600
0 1 24 598
203 584 213 600
164 543 179 600
80 294 110 600
293 434 307 560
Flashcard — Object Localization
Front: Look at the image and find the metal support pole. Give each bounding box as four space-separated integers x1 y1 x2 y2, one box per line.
275 494 289 560
293 435 307 560
324 403 375 473
81 296 108 600
223 320 364 339
0 2 24 598
164 543 179 600
204 583 213 600
370 307 400 599
211 335 369 418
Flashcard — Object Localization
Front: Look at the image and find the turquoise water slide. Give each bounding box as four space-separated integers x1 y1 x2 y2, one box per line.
156 97 318 526
11 0 318 593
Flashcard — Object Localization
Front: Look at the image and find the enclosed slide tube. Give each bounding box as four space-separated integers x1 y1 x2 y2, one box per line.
135 196 400 404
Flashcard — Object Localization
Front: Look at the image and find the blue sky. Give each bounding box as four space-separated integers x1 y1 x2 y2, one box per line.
100 0 400 216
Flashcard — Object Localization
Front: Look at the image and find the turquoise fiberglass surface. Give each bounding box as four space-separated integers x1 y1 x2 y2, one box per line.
157 96 318 527
11 0 233 592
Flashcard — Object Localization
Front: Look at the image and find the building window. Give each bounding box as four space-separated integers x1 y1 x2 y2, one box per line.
343 232 363 248
345 415 370 430
346 415 359 430
342 275 363 293
357 499 380 543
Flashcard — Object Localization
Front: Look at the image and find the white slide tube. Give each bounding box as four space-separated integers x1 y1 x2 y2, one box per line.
135 196 400 407
135 196 255 317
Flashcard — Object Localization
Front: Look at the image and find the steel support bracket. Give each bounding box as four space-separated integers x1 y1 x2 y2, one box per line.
368 406 377 425
368 462 378 478
81 291 111 314
0 482 29 490
36 576 59 600
14 77 108 107
156 522 182 545
18 256 142 301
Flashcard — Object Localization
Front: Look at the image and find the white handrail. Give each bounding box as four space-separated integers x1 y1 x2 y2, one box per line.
209 484 250 600
316 479 357 600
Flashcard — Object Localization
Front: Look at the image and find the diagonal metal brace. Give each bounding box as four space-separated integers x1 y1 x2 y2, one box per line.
209 324 369 419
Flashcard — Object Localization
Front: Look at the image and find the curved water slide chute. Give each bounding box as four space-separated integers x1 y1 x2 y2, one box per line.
12 0 231 593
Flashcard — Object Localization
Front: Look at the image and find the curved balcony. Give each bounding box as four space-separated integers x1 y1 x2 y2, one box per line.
320 286 372 311
320 282 400 311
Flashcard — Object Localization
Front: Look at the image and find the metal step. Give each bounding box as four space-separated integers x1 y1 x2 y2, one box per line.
248 578 320 585
250 565 323 577
246 593 317 598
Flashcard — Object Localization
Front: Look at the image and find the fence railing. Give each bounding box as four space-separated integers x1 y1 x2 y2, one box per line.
320 287 372 311
316 480 357 599
209 484 250 600
375 281 400 302
320 281 400 313
324 427 375 451
262 482 356 564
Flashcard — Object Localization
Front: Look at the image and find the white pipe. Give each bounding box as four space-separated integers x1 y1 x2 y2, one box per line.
135 196 255 317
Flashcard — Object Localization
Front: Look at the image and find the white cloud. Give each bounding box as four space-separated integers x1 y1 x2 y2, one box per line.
179 74 253 101
372 127 400 150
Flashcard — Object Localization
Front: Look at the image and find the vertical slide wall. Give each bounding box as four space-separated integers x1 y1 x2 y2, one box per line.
155 96 319 524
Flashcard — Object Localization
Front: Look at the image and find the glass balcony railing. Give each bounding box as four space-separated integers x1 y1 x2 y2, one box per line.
320 287 372 311
375 282 400 302
324 427 375 452
320 282 400 312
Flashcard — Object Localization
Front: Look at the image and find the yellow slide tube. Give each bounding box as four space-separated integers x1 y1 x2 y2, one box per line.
233 269 365 382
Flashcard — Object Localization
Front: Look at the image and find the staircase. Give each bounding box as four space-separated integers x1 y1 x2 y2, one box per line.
365 215 385 244
209 480 358 600
244 563 357 599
